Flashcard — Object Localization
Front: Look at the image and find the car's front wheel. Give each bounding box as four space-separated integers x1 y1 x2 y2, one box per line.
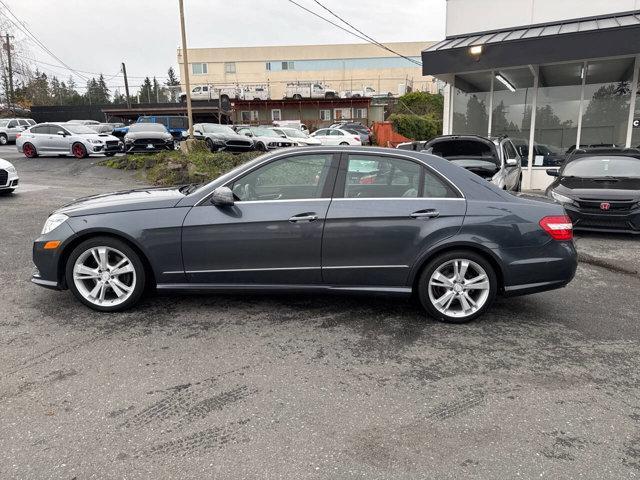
418 251 497 323
72 143 88 159
65 237 146 312
0 134 7 145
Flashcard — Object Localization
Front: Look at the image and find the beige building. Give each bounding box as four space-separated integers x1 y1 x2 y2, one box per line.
177 42 438 99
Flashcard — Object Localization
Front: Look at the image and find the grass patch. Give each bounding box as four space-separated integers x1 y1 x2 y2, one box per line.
103 141 262 186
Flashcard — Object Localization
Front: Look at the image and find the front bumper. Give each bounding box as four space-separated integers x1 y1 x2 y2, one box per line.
564 204 640 234
0 169 19 190
125 140 174 153
31 222 77 290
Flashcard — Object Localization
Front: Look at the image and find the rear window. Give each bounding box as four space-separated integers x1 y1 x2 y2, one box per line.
168 117 188 129
430 139 499 166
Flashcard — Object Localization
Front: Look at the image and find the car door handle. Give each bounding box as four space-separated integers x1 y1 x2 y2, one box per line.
289 213 318 223
411 209 439 219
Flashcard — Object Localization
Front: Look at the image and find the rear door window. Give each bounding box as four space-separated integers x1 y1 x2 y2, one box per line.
344 155 421 198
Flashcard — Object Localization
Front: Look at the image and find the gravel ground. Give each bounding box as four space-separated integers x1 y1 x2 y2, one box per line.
1 147 639 479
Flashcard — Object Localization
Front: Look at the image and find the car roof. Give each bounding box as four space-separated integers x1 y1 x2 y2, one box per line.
566 147 640 161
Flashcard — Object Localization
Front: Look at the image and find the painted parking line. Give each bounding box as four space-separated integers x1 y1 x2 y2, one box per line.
14 184 55 193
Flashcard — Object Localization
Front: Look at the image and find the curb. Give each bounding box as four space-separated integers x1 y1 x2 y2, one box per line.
578 252 639 277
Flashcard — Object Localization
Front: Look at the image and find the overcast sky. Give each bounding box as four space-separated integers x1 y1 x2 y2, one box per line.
9 0 446 92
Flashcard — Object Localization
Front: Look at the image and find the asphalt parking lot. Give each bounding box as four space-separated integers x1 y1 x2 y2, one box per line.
1 146 640 479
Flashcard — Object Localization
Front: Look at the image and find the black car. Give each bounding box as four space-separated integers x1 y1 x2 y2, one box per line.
193 123 255 152
31 146 577 323
123 123 175 153
546 148 640 233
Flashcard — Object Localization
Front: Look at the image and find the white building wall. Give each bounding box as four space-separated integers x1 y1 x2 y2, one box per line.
446 0 640 36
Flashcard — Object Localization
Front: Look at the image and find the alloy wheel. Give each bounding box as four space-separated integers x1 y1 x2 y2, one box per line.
72 246 136 307
427 258 490 319
23 143 36 157
73 143 87 158
0 135 7 145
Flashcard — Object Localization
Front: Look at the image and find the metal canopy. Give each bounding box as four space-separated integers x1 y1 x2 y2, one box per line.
422 11 640 75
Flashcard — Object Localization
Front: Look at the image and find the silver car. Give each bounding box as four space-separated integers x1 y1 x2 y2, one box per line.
235 126 296 151
17 123 123 159
0 118 34 145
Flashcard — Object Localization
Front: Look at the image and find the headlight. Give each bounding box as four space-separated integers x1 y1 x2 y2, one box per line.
87 138 103 144
5 164 16 174
551 190 574 205
41 213 68 235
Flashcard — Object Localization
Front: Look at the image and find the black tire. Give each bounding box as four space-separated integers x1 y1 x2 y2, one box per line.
65 236 146 312
256 142 267 152
339 142 349 146
0 134 7 145
205 138 215 152
417 250 498 324
293 94 302 100
104 152 116 157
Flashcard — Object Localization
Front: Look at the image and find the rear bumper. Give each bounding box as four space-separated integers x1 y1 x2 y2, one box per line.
497 240 578 295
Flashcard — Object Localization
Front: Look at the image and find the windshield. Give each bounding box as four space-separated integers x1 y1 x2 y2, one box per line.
281 128 307 138
253 127 278 137
65 124 100 134
563 156 640 178
129 123 167 133
203 124 235 135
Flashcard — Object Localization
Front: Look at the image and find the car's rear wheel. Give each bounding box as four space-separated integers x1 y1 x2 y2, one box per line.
292 94 302 100
418 250 497 323
72 142 88 159
340 142 349 146
0 134 7 145
65 237 146 312
23 142 38 158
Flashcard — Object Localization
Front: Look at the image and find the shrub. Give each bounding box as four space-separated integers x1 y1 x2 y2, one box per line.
103 146 262 186
388 113 441 141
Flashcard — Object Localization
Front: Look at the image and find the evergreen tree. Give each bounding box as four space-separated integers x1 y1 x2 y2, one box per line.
166 67 180 102
139 76 153 103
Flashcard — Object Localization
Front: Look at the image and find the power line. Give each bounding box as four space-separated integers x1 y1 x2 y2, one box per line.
310 0 421 66
0 0 91 82
287 0 421 66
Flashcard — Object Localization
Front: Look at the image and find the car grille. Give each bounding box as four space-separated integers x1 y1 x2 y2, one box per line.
0 169 7 186
106 140 119 147
576 217 634 230
576 198 636 213
226 140 252 147
133 138 168 146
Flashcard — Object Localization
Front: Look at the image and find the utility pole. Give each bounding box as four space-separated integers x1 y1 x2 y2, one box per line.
121 62 131 108
178 0 194 138
4 34 14 106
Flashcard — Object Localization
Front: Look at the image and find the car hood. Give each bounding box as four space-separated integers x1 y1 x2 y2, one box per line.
555 177 640 198
125 131 172 140
82 133 119 142
0 158 15 169
55 186 185 216
208 132 252 142
296 138 322 145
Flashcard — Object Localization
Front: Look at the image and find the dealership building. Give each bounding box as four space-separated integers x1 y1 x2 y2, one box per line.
422 0 640 189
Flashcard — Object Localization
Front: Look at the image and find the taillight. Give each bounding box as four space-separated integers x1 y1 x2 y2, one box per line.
15 133 21 139
539 215 573 241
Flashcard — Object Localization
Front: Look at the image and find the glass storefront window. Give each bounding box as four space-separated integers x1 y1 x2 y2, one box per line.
491 67 534 163
452 72 492 136
580 57 634 149
534 63 582 160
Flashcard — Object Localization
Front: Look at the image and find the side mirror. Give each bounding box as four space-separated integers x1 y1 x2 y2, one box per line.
244 132 253 137
57 130 66 136
194 130 202 135
210 186 235 206
506 158 518 167
546 169 560 177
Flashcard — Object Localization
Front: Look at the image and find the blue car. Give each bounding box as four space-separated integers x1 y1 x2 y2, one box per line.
112 116 188 142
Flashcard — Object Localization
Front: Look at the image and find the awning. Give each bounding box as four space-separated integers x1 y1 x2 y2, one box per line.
422 11 640 76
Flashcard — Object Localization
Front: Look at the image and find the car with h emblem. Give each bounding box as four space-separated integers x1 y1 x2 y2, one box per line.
546 148 640 234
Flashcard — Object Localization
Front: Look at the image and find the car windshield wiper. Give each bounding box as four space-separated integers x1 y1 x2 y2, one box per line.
179 183 202 195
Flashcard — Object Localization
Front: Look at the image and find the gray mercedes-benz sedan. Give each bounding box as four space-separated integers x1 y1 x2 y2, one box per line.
31 147 577 323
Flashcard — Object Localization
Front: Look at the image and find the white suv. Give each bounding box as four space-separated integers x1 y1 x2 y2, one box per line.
0 118 35 145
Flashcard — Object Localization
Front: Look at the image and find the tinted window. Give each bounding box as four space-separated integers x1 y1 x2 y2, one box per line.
18 119 29 126
423 169 459 198
503 141 517 160
7 120 18 128
329 130 344 136
168 117 188 129
231 154 333 201
137 117 153 123
345 155 421 198
30 125 49 134
563 156 640 178
314 129 328 136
